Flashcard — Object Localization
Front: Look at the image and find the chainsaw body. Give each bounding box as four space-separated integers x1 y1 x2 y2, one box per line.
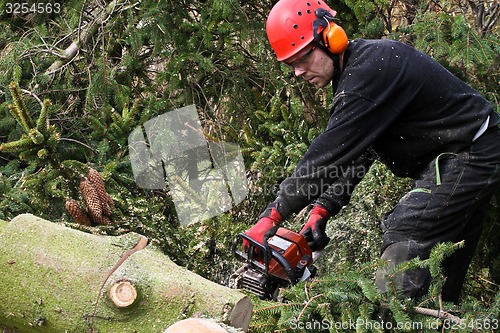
230 228 317 300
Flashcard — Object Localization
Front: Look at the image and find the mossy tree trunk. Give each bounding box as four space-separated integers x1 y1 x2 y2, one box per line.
0 214 252 333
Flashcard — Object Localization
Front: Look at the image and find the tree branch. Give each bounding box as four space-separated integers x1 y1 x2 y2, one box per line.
45 0 124 75
380 302 482 333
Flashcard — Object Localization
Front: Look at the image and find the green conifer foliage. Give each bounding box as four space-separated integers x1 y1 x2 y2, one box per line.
250 242 498 333
1 83 54 163
0 1 498 329
409 4 499 108
0 82 89 219
240 87 329 205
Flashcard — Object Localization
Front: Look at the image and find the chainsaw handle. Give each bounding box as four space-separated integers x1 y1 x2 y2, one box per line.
233 233 271 272
233 232 298 284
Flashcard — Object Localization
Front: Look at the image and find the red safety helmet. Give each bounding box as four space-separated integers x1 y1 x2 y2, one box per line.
266 0 345 61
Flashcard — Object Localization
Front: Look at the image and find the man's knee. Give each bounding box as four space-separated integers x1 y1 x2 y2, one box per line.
375 241 431 299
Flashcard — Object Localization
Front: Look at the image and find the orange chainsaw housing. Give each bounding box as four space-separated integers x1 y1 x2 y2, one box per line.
231 227 317 299
265 228 313 281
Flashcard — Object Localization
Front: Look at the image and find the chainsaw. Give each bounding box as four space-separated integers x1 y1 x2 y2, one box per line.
229 227 319 300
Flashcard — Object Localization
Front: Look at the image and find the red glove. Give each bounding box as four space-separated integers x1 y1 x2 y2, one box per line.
300 204 331 251
244 207 282 249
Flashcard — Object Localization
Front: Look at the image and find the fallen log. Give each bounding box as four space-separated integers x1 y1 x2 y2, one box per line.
0 214 252 332
164 318 241 333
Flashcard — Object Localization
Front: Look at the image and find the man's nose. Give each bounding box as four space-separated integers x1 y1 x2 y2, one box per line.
294 66 306 76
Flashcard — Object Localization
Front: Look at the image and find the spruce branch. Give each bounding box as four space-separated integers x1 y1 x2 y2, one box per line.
20 88 43 108
36 99 51 134
57 138 96 153
8 82 35 133
296 293 324 322
0 137 35 153
28 128 44 145
378 302 483 333
45 0 127 75
1 82 61 167
87 101 141 152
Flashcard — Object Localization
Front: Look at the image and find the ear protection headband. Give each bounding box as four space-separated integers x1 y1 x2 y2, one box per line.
313 8 348 55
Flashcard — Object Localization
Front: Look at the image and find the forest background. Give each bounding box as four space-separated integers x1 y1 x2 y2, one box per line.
0 0 499 332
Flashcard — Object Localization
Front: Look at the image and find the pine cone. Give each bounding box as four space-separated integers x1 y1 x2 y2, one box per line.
93 215 111 225
65 199 92 226
87 168 113 217
87 168 107 202
79 179 102 222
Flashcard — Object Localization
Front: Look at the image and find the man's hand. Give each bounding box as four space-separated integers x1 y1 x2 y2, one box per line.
244 206 282 250
300 204 331 251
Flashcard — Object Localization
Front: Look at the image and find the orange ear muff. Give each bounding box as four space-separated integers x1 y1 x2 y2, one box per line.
322 22 348 55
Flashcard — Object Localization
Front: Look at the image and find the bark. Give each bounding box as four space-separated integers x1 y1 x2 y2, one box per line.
0 214 252 333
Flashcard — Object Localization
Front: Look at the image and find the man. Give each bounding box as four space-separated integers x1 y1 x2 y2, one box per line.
244 0 500 303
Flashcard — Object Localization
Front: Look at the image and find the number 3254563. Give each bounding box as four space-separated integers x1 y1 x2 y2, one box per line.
5 2 61 14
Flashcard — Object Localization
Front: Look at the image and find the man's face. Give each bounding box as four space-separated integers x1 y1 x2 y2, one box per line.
283 44 335 88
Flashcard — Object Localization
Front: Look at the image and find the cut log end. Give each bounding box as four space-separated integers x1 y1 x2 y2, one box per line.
164 318 229 333
109 280 137 308
228 296 252 332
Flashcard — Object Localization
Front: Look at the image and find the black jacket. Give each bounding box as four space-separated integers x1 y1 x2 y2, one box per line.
274 38 497 218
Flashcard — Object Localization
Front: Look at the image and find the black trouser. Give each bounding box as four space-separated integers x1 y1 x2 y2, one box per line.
375 126 500 303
